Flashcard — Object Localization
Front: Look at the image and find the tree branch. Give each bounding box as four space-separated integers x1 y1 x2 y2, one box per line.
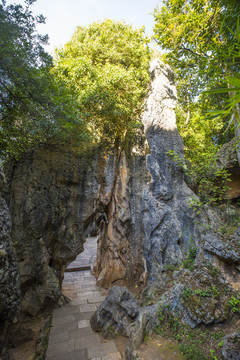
178 45 210 59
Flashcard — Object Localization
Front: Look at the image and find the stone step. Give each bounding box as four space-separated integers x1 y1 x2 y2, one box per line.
65 265 91 272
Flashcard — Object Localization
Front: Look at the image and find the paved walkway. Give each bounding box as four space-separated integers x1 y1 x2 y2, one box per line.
46 237 123 360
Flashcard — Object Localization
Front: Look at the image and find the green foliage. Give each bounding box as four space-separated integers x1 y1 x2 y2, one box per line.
211 286 220 299
103 325 119 339
0 6 151 160
157 305 166 322
217 205 240 237
153 0 240 102
179 343 209 360
168 150 231 206
209 349 218 360
204 27 240 124
194 288 211 298
181 286 221 302
155 304 223 360
165 263 179 272
182 247 197 271
154 0 240 204
0 0 87 160
181 287 193 300
228 295 240 313
143 330 149 344
53 20 151 148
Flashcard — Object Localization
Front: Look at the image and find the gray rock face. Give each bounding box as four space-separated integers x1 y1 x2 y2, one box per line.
94 147 149 288
0 198 20 322
217 138 240 199
0 166 21 348
90 286 139 338
89 62 240 359
217 137 239 169
141 60 200 285
90 285 159 360
222 333 240 360
5 143 148 314
141 60 240 288
232 227 240 242
158 266 231 328
203 232 240 263
4 60 240 338
5 146 100 315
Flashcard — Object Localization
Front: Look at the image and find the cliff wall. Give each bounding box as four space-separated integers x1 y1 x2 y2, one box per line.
2 60 240 327
0 166 20 354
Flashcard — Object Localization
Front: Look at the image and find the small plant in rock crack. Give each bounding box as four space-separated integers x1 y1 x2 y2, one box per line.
143 330 149 344
211 286 220 298
181 287 193 300
157 305 166 322
154 304 168 334
167 150 231 207
182 286 220 300
142 292 155 306
183 247 197 271
228 294 240 314
194 288 211 297
103 326 119 338
165 263 180 272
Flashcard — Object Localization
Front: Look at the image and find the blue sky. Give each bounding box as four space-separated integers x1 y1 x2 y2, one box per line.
8 0 163 53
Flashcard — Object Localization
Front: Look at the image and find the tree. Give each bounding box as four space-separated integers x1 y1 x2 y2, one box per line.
53 20 152 148
153 0 240 164
0 0 86 160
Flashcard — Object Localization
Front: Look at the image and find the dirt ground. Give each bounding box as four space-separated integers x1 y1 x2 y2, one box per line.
137 336 185 360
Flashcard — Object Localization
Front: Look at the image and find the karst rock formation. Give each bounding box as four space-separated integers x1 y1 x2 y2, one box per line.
1 60 240 357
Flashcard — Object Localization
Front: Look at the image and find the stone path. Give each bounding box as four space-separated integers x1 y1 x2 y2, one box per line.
46 237 123 360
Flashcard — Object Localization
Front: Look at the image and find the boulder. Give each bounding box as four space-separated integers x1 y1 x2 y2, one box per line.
222 333 240 360
90 286 139 338
90 285 159 359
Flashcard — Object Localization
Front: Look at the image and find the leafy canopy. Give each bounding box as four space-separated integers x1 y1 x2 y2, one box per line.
153 0 240 202
153 0 240 96
0 0 87 160
53 20 152 148
153 0 240 157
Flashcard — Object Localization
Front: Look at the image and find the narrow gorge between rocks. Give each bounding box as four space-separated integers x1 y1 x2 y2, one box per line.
1 61 240 360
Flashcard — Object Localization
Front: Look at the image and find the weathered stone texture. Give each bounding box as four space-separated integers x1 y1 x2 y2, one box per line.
0 165 21 349
90 286 139 338
5 147 100 315
4 60 240 350
90 61 240 359
141 60 201 286
94 147 149 288
217 138 240 199
222 333 240 360
141 60 240 289
5 142 148 314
